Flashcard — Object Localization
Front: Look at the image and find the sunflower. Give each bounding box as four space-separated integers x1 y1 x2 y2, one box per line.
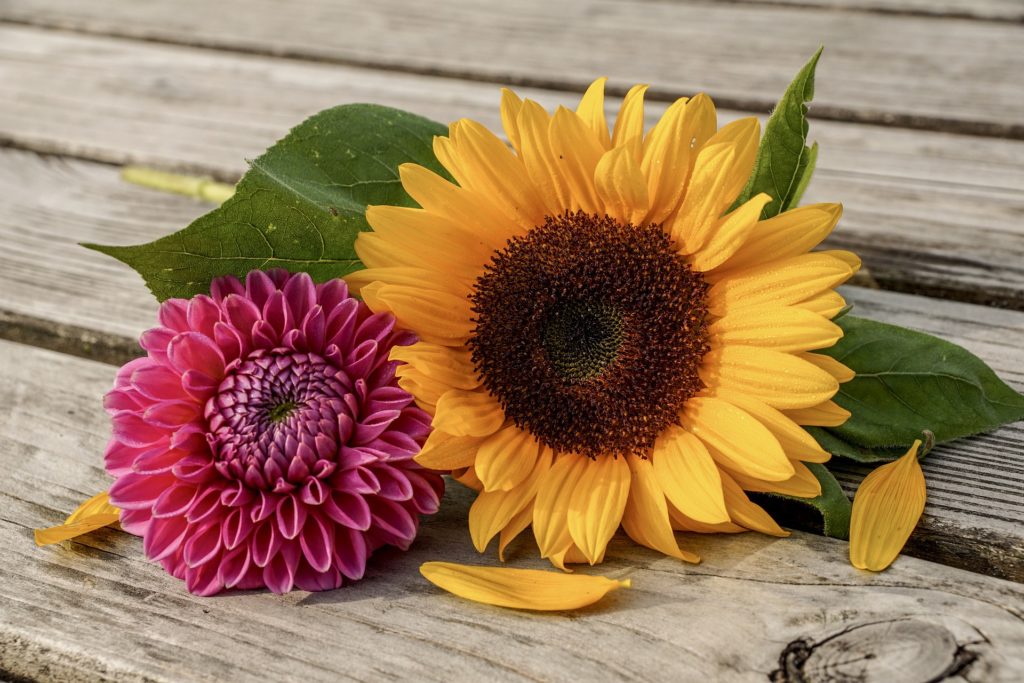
346 79 858 568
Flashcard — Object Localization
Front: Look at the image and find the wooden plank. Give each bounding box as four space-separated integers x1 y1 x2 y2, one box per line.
2 1 1023 137
2 28 1024 308
732 0 1024 22
1 341 1022 682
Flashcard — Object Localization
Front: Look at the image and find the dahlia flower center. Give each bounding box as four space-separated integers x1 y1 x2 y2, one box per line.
469 211 710 459
206 350 353 491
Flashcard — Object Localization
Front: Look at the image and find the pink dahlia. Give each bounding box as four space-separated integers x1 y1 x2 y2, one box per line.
104 269 443 595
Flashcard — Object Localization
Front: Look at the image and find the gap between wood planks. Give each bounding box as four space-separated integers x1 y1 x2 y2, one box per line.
1 0 1023 138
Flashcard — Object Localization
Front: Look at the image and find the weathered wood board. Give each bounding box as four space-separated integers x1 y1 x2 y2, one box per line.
3 0 1024 137
1 341 1022 683
2 27 1024 307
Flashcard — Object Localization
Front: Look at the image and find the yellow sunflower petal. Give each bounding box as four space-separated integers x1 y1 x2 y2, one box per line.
346 267 468 296
361 283 475 346
700 117 761 207
453 465 484 491
709 305 843 354
470 447 552 552
395 365 448 411
533 454 589 560
432 389 505 438
366 205 495 273
721 203 843 272
611 84 649 154
651 425 730 524
622 455 701 562
420 562 630 611
390 342 480 391
35 492 120 546
670 142 736 253
795 290 848 319
715 389 830 463
550 106 605 214
415 430 485 470
719 472 789 537
800 352 855 384
849 440 927 571
476 425 543 493
594 145 650 224
708 253 855 317
727 460 822 498
702 345 839 410
689 193 772 272
576 77 612 149
668 504 746 534
567 455 631 564
498 502 535 561
682 396 794 481
518 99 571 214
500 88 525 153
784 400 852 427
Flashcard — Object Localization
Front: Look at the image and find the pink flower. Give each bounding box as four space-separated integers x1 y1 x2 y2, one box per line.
105 270 443 595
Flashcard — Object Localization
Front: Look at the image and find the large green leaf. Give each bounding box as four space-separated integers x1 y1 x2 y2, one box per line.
757 463 852 539
733 47 822 218
816 316 1024 461
87 104 448 301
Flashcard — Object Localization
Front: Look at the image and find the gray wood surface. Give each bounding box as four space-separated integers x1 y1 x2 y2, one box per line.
734 0 1024 21
2 341 1022 683
2 26 1024 307
3 0 1023 137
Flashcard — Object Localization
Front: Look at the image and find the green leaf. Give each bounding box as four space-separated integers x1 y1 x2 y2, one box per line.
816 315 1024 460
756 464 852 539
86 104 448 301
733 47 822 218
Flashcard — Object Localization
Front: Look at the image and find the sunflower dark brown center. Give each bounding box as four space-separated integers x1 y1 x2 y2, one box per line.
468 211 710 458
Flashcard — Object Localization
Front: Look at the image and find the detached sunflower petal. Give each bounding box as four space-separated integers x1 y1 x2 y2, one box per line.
849 440 927 571
35 492 121 546
420 562 630 611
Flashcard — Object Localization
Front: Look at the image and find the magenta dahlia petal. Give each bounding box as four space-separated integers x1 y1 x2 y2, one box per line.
103 269 443 595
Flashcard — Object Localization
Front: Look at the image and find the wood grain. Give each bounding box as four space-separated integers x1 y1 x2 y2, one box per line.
3 0 1023 137
1 341 1022 683
2 27 1024 307
726 0 1024 22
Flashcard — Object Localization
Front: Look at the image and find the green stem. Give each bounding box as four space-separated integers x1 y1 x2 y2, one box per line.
120 166 235 204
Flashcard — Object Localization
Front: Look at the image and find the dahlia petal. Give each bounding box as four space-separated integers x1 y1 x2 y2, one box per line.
621 455 700 563
103 389 144 413
567 455 630 565
220 545 252 589
111 411 167 447
295 565 343 592
210 273 245 302
533 454 588 561
130 365 187 401
245 269 278 308
709 306 843 354
300 305 326 352
185 487 225 524
334 526 368 581
172 452 217 484
353 409 401 445
683 397 794 481
184 521 223 568
168 332 226 379
251 491 277 523
221 507 255 550
611 83 648 152
252 319 278 349
283 271 317 323
299 512 334 573
276 494 307 540
185 559 225 597
420 562 630 611
250 520 282 567
652 425 730 525
475 425 541 493
315 278 350 313
158 299 189 332
263 542 300 594
105 439 142 476
372 466 414 501
405 469 444 515
323 491 372 530
594 145 650 225
109 472 173 510
139 328 174 364
719 472 789 537
369 498 417 548
300 477 327 506
213 321 246 361
432 389 505 438
576 77 612 149
849 440 927 572
220 481 255 508
222 294 261 344
469 448 551 553
324 298 360 350
180 369 219 400
144 400 201 428
118 508 151 535
186 295 221 338
143 516 189 561
151 484 198 519
703 346 839 410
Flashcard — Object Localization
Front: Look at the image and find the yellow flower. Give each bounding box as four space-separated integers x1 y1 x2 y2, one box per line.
348 79 858 568
849 440 927 571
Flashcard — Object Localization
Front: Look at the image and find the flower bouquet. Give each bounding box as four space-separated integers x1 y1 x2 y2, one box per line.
36 49 1024 609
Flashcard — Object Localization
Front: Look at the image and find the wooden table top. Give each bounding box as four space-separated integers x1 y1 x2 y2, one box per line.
1 1 1022 681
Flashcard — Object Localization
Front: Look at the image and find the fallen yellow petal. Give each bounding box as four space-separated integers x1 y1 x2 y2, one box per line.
420 561 630 611
35 491 120 546
849 440 927 571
